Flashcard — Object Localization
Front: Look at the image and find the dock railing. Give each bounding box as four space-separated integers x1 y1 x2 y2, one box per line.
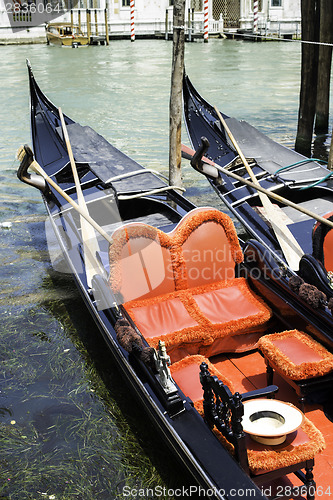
258 19 301 39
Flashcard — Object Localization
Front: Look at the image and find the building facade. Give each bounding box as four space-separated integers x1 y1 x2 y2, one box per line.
239 0 301 34
0 0 301 42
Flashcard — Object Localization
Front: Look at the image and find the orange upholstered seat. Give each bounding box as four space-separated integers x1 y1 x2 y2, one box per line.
258 330 333 381
109 207 272 361
258 330 333 411
245 418 325 475
200 362 325 499
108 223 175 303
214 415 325 475
125 277 271 360
170 355 235 413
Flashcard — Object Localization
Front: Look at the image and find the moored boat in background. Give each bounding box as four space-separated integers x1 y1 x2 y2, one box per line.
17 61 333 499
182 74 333 300
46 22 89 47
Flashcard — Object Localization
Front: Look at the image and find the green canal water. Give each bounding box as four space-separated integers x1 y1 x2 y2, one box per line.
0 39 331 500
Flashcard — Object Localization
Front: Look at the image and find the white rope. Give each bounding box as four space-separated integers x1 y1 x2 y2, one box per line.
105 169 168 184
229 31 333 47
118 186 185 200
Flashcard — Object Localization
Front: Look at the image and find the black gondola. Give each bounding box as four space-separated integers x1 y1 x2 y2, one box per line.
17 61 333 499
183 74 333 299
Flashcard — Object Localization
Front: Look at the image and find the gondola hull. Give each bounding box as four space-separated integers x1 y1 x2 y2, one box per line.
183 75 333 299
17 62 333 499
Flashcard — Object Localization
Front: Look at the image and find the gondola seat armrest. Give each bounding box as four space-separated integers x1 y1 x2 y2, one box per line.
240 384 279 402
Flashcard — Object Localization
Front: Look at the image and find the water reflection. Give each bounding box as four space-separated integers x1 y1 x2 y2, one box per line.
0 39 332 499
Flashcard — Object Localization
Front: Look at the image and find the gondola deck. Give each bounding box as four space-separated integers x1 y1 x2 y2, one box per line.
17 61 333 499
208 350 333 496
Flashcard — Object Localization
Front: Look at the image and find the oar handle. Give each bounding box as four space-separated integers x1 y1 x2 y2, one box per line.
17 145 47 192
214 106 259 186
29 159 113 244
59 108 86 207
182 142 333 231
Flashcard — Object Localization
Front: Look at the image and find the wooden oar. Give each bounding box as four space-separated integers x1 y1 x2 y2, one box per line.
58 108 101 287
17 145 113 245
213 106 305 271
182 142 333 230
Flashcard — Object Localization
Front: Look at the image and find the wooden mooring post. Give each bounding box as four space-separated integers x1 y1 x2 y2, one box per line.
165 9 169 40
188 8 192 42
86 9 91 43
295 0 320 156
73 6 108 45
315 0 333 134
328 138 333 170
104 8 109 45
169 0 185 190
94 9 98 36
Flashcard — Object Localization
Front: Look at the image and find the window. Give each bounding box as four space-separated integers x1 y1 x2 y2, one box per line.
192 0 203 10
271 0 282 6
122 0 130 6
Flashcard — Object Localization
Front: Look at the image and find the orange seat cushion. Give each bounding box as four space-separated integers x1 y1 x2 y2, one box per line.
258 330 333 380
214 416 325 475
124 289 214 356
124 278 272 359
127 294 198 338
170 355 235 413
192 280 267 325
247 417 325 475
178 212 240 286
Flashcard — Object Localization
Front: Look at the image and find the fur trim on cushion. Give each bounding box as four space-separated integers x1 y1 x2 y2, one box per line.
170 355 235 419
124 278 272 352
124 289 214 350
172 208 244 265
247 416 326 474
170 354 235 394
213 416 325 475
258 330 333 380
108 208 243 300
213 428 235 454
190 278 272 340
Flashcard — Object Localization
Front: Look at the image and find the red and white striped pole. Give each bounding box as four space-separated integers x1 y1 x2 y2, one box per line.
130 0 135 42
253 0 258 33
203 0 208 42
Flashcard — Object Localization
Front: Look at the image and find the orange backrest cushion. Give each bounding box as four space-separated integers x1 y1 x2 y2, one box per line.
323 229 333 272
108 208 243 301
108 223 175 303
312 211 333 272
172 207 244 288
